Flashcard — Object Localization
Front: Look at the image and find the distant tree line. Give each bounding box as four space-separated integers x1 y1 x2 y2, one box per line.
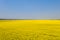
0 18 60 20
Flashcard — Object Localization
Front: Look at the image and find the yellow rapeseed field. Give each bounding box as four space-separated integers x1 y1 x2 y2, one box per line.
0 20 60 40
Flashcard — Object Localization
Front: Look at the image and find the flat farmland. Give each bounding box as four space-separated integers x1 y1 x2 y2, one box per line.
0 20 60 40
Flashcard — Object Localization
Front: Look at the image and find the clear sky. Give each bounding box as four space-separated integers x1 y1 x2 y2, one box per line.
0 0 60 19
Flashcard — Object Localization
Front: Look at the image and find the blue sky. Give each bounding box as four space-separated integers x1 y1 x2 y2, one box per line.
0 0 60 19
